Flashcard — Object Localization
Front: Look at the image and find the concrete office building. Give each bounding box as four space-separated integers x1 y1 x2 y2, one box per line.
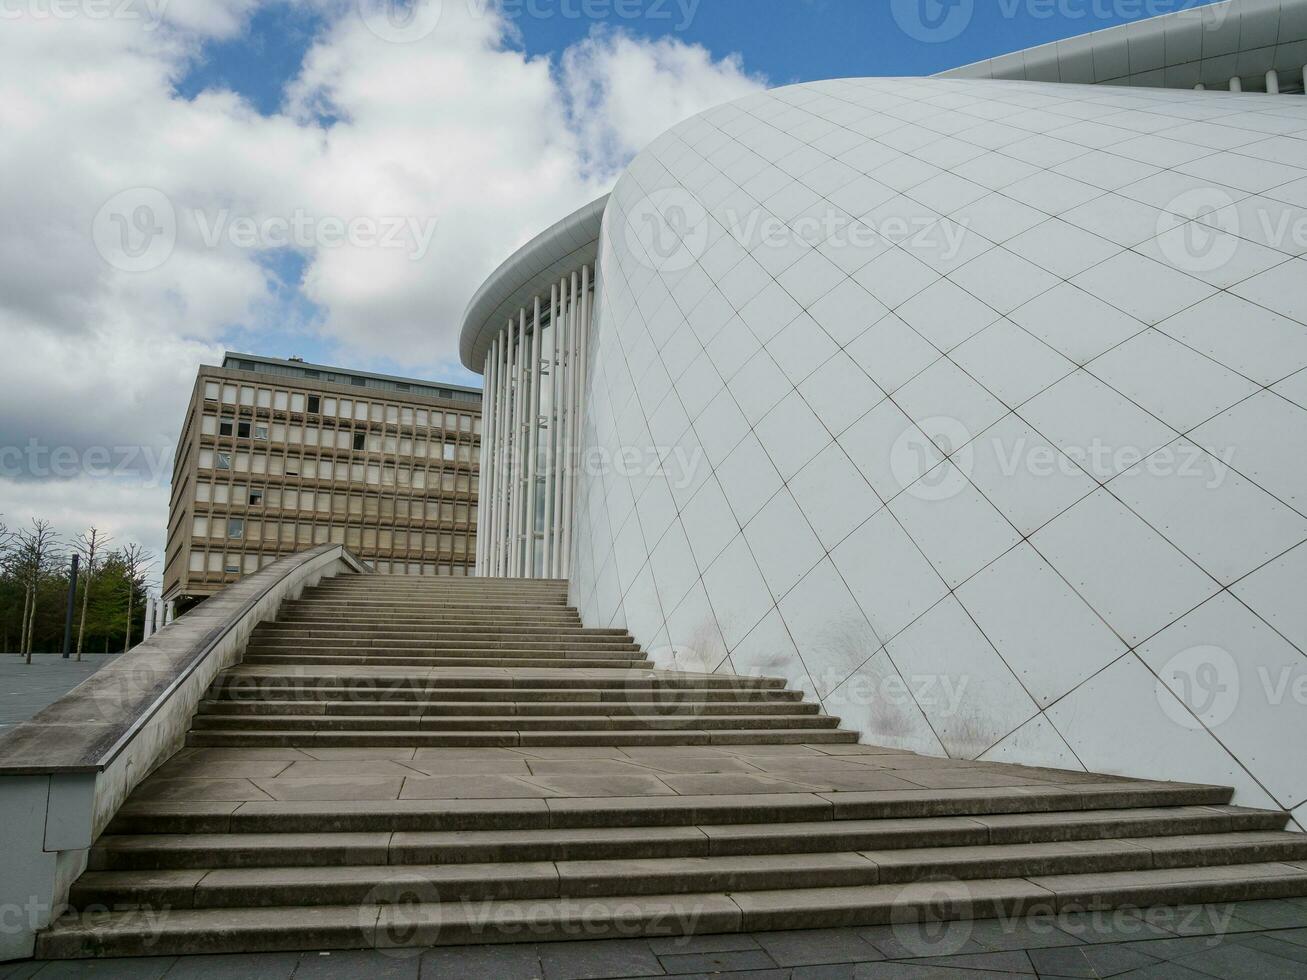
464 0 1307 823
163 353 482 608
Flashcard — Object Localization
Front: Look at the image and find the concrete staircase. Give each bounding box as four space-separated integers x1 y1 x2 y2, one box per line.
37 574 1307 958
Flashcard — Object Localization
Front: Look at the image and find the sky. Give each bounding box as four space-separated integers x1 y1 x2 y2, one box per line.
0 0 1223 580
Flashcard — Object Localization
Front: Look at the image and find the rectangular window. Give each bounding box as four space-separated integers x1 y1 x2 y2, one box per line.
290 392 306 413
195 483 211 502
240 386 255 407
219 417 234 437
273 391 289 411
307 395 320 414
201 415 217 436
204 381 220 400
216 452 231 470
256 388 272 409
353 432 366 451
225 559 241 574
323 397 337 416
193 516 209 538
221 384 237 404
237 421 251 439
213 484 230 504
228 519 244 539
249 488 263 506
189 551 205 572
254 424 269 440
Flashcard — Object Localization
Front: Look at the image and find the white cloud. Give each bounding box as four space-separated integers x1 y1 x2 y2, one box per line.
0 0 767 578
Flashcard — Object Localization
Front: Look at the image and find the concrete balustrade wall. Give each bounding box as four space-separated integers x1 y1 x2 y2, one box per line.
0 543 370 961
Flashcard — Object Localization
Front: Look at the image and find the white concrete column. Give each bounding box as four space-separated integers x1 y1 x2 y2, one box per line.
165 600 176 626
1229 76 1242 92
492 332 510 577
142 596 154 640
526 296 543 578
510 310 529 577
559 269 579 579
550 278 571 579
544 282 561 577
476 344 494 574
1266 69 1280 95
482 337 498 575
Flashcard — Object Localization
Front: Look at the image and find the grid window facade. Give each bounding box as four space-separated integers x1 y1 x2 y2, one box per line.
164 362 482 603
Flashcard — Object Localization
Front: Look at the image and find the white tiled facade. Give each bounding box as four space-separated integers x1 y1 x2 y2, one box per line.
565 77 1307 827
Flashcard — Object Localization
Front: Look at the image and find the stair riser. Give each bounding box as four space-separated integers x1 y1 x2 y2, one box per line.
210 677 791 692
183 730 860 749
189 715 841 731
252 628 632 640
206 688 804 704
198 702 821 717
71 840 1307 914
37 872 1307 960
87 813 1293 871
240 657 654 669
247 639 642 651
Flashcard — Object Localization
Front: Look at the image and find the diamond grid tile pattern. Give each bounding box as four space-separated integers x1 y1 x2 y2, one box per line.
572 77 1307 813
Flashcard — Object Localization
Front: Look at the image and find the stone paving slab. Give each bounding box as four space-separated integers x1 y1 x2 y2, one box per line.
0 654 120 733
10 900 1307 978
128 741 1152 805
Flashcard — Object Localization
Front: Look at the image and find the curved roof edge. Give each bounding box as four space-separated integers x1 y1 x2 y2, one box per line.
459 195 609 373
938 0 1307 89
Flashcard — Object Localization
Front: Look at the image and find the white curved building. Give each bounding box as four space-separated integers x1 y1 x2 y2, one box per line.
462 1 1307 827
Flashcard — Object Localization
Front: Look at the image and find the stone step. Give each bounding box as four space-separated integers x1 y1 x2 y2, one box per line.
68 833 1307 912
86 807 1292 871
106 785 1238 836
188 713 843 732
183 729 862 748
205 685 805 703
288 597 572 607
275 620 589 630
197 700 822 717
253 629 632 645
240 650 650 662
241 656 655 670
38 863 1307 958
213 671 792 691
248 634 641 648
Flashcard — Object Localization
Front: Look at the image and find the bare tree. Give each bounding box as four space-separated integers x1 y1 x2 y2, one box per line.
118 542 154 653
13 520 61 664
73 527 112 662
